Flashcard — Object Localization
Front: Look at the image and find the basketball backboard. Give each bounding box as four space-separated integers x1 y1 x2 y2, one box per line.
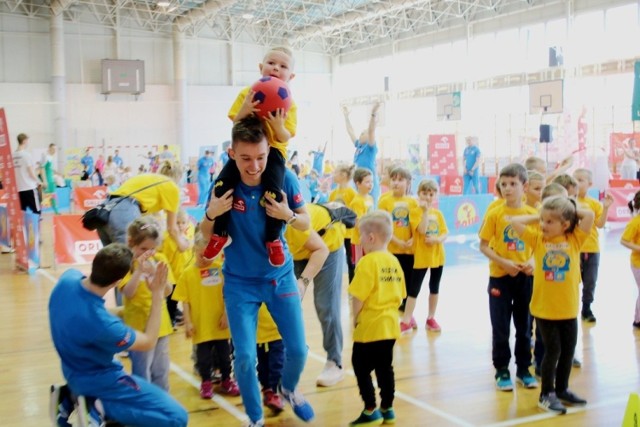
529 80 563 114
436 92 462 121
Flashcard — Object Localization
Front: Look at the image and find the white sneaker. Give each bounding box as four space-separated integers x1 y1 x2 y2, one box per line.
316 360 344 387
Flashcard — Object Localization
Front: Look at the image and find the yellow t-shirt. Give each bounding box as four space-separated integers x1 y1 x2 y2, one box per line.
172 259 230 344
413 207 448 269
478 203 538 277
257 304 281 344
159 223 195 280
330 187 357 239
228 86 297 159
520 226 588 320
349 251 407 343
119 253 175 338
486 197 505 212
350 193 374 245
576 196 603 253
112 174 180 214
621 215 640 268
285 203 343 258
378 193 420 255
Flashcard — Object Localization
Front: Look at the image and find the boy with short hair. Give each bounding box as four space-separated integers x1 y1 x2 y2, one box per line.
552 174 578 198
479 163 538 391
206 46 297 267
573 168 614 322
349 210 406 426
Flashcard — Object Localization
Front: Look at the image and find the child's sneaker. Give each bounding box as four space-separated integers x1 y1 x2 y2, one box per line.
266 240 286 267
50 384 73 427
203 234 228 260
278 385 315 422
245 419 265 427
349 409 383 426
556 389 587 406
380 407 396 424
200 380 214 399
263 388 284 413
516 370 539 388
220 378 240 396
409 317 418 330
426 318 441 332
400 321 412 334
495 368 513 391
538 392 567 414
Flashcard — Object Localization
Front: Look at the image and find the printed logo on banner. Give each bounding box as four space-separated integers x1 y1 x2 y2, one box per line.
85 189 107 208
74 240 103 256
454 201 480 229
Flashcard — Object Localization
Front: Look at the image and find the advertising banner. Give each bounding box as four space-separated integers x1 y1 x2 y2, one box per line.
74 186 108 210
24 210 40 272
181 183 198 206
0 205 10 248
428 134 457 176
439 194 494 235
53 215 102 264
607 187 639 222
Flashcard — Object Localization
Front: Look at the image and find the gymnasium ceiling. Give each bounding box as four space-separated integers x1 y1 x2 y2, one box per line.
1 0 568 55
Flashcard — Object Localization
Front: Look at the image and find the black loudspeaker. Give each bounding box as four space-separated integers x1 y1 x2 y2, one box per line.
539 124 551 143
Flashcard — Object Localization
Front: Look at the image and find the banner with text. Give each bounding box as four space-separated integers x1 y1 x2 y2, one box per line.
607 187 639 222
0 205 10 247
428 134 457 176
0 108 28 270
53 215 102 264
74 186 108 210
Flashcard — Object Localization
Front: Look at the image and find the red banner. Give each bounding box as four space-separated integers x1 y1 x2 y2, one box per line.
0 108 28 270
74 186 108 210
180 183 198 206
610 132 640 172
439 175 463 195
428 134 457 177
609 179 639 189
607 187 640 222
53 215 102 264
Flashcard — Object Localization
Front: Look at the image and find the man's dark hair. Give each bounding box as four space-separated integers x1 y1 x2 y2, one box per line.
232 116 266 148
89 243 133 287
17 133 28 144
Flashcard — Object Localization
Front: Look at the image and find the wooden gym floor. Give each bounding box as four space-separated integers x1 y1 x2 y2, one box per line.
1 215 638 426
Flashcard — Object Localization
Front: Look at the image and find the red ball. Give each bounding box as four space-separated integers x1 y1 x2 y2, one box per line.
250 76 292 119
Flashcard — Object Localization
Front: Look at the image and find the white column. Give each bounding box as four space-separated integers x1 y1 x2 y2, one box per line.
173 29 187 162
51 11 67 172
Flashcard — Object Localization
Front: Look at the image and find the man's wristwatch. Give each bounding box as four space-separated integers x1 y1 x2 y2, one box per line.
287 212 298 225
299 276 311 288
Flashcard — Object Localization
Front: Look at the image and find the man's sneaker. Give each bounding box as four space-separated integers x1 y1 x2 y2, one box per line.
495 368 513 391
349 409 383 426
278 385 315 422
266 240 286 267
557 389 587 406
316 360 345 387
572 357 582 368
380 407 396 424
426 318 441 332
220 378 240 396
538 392 567 414
203 234 228 260
200 380 213 399
245 419 265 427
516 371 539 388
263 388 284 413
581 310 596 322
50 384 73 427
400 321 412 334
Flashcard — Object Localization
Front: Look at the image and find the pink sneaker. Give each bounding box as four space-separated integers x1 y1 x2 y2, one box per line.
220 378 240 396
400 321 412 334
266 240 286 267
410 316 418 330
200 380 214 399
263 388 284 413
426 318 441 332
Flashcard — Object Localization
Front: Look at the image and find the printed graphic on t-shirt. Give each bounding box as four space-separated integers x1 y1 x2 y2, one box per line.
200 268 222 286
392 202 410 228
502 224 525 251
379 266 403 284
233 197 246 212
542 250 570 282
426 216 439 236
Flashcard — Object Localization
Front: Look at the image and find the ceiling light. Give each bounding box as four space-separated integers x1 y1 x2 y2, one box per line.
242 13 254 20
157 1 170 7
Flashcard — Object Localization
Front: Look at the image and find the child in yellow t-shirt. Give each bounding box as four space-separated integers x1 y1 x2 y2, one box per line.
350 168 375 266
573 168 614 322
119 216 175 391
159 209 195 327
349 210 406 426
378 167 420 313
172 232 239 399
256 304 285 413
511 196 594 414
620 190 640 329
330 163 357 281
206 46 297 267
478 163 538 391
525 171 545 209
401 179 448 333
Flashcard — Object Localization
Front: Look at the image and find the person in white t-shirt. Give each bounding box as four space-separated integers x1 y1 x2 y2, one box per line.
12 133 42 215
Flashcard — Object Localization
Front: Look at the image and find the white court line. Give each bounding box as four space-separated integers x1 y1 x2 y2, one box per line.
169 362 248 423
36 268 248 424
307 350 475 427
483 396 629 427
